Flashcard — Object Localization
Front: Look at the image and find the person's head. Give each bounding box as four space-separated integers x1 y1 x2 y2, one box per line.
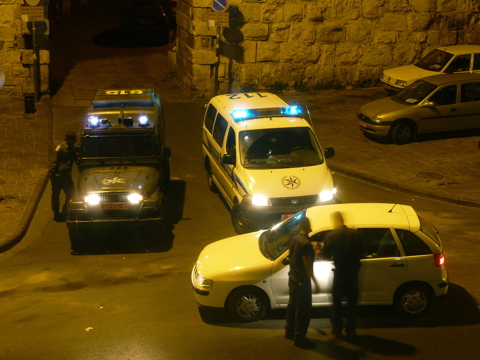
297 216 312 234
312 241 322 254
331 211 344 229
65 131 77 146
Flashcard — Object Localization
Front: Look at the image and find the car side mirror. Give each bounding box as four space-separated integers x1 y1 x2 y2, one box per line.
324 147 335 159
282 257 290 266
420 101 435 108
222 154 236 165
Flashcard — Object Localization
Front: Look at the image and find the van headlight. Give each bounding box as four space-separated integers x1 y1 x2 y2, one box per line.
319 188 337 202
243 194 271 206
127 193 143 204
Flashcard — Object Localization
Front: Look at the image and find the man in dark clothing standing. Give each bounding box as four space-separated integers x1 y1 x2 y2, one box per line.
285 216 319 349
323 211 365 340
49 131 78 222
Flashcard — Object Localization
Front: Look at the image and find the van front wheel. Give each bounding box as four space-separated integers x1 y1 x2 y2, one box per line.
231 203 250 234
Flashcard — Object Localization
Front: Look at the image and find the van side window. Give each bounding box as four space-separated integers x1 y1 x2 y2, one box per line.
226 127 236 157
396 229 432 256
357 228 398 258
461 83 480 103
212 113 228 146
205 104 217 134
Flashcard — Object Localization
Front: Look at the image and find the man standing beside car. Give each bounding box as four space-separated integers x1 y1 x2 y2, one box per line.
285 216 320 349
323 211 365 341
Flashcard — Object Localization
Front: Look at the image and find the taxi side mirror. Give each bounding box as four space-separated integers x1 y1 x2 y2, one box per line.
324 147 335 159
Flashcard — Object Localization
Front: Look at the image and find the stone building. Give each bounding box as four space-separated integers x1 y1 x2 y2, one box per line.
175 0 480 96
1 0 480 98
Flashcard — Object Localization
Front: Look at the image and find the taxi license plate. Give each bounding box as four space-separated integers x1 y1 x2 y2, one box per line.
101 203 129 210
282 214 294 221
359 120 367 128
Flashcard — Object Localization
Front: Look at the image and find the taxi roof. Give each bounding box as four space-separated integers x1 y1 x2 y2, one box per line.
306 203 420 232
209 92 312 130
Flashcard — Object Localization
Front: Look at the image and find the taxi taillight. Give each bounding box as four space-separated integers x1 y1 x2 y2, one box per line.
434 253 445 267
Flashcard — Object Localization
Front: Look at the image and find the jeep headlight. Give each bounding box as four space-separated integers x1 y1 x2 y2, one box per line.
371 116 383 124
84 194 101 205
319 188 337 202
243 194 271 206
127 193 143 204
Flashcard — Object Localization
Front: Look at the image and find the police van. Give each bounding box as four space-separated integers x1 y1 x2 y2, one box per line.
67 89 170 253
202 92 336 233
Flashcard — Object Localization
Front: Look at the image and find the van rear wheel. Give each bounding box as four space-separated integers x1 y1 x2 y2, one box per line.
206 166 219 193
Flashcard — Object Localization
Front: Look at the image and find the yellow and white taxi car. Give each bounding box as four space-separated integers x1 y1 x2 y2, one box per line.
192 203 449 322
202 93 336 233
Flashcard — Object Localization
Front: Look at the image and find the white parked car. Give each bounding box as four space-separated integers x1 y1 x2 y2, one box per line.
380 45 480 92
192 203 448 322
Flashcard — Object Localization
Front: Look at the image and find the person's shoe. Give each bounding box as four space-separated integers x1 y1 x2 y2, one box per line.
346 331 358 341
53 212 65 222
285 332 294 340
294 337 316 349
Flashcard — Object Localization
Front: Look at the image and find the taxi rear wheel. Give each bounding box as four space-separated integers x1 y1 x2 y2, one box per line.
394 283 434 317
231 203 249 234
227 287 268 322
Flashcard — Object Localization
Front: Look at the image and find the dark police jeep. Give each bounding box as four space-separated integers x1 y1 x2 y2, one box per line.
67 89 170 253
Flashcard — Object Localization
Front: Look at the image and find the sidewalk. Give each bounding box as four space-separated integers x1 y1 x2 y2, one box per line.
1 87 480 252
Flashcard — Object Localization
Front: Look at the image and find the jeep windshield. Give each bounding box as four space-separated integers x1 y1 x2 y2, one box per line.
80 135 159 165
240 127 324 169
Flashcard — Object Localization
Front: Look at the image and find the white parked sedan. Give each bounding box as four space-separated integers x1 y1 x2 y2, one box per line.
380 45 480 93
192 203 448 322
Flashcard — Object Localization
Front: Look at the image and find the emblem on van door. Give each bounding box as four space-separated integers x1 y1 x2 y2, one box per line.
282 175 301 190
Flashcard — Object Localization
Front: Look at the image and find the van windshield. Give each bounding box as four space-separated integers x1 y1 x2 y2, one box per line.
239 127 324 169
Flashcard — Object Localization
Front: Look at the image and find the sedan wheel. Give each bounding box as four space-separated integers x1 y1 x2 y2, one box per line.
228 288 268 322
391 122 414 145
394 283 433 317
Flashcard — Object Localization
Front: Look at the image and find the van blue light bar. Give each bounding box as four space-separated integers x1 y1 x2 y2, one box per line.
231 106 304 121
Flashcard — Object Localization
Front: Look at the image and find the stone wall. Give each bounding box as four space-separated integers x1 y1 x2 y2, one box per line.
176 0 480 97
0 0 49 96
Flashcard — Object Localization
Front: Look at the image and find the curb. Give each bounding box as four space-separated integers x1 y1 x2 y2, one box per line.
0 96 53 253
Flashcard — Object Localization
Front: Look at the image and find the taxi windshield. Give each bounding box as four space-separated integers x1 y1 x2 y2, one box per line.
239 127 324 169
259 211 306 260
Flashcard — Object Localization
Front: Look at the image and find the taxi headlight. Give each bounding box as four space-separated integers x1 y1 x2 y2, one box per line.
371 116 383 124
243 194 271 206
84 194 101 205
195 268 214 288
319 188 337 202
127 193 143 204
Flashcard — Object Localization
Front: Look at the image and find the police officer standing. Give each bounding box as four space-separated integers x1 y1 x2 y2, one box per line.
49 131 78 222
285 216 319 349
323 211 365 341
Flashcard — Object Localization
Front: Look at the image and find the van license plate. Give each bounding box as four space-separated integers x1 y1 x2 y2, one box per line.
101 203 129 210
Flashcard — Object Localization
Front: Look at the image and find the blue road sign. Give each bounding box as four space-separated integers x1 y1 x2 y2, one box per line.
212 0 229 12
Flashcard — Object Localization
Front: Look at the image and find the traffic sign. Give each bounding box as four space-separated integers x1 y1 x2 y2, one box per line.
23 0 43 6
211 0 229 12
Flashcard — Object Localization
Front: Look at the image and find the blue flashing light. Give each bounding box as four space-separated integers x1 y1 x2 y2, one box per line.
281 106 304 115
232 109 257 121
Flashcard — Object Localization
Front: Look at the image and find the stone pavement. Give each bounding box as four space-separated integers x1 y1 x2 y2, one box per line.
1 85 480 252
